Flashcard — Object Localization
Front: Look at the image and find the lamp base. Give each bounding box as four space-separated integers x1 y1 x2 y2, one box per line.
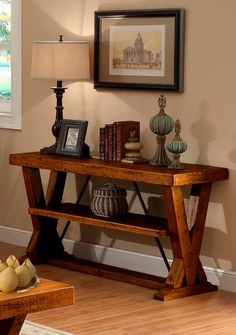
81 143 90 158
40 143 57 154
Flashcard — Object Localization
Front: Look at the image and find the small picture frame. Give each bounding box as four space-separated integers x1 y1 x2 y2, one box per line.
56 119 88 157
94 9 185 91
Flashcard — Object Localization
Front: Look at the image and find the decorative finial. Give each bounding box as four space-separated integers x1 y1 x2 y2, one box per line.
158 95 166 114
174 119 181 138
167 119 187 169
149 95 174 166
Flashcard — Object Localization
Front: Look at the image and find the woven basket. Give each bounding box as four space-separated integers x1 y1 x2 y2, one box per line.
90 183 128 218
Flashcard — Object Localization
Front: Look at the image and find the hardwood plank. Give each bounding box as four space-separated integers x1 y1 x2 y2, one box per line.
1 244 236 335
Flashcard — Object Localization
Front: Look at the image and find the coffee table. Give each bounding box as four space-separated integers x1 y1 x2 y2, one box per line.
0 278 73 335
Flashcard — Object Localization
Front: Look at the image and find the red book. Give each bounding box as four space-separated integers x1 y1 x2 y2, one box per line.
104 124 109 160
115 121 140 161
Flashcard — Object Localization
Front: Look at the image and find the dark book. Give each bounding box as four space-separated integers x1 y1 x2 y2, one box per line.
107 123 113 161
112 122 117 161
115 121 140 161
99 127 105 160
104 124 113 160
104 124 109 160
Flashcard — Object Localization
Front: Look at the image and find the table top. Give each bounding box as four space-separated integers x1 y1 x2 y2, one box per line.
0 278 73 320
9 152 229 186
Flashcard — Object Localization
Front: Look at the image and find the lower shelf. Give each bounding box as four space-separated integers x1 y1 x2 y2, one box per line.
29 204 169 237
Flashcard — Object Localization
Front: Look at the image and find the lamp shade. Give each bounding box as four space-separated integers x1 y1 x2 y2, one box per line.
31 41 90 81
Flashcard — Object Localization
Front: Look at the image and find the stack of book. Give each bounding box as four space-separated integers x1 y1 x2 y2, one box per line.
99 120 140 161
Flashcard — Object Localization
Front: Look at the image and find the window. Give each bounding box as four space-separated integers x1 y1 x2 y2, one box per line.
0 0 21 129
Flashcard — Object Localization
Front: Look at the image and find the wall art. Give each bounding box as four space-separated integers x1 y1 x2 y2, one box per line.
94 9 185 91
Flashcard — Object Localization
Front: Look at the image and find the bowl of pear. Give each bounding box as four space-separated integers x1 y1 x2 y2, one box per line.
0 255 38 293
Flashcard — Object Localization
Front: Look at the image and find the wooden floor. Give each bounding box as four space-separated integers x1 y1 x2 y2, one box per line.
1 243 236 335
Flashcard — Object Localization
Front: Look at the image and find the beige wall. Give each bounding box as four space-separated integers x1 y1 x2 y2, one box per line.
0 0 235 271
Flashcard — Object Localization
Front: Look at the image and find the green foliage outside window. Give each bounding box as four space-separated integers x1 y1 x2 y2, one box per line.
0 0 11 42
0 0 11 101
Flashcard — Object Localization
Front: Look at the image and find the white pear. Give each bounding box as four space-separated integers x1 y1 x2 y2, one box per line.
0 260 8 272
6 255 20 269
0 266 18 292
15 263 32 288
24 258 37 280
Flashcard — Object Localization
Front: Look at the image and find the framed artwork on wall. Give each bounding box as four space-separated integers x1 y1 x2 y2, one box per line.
94 9 185 92
56 119 88 157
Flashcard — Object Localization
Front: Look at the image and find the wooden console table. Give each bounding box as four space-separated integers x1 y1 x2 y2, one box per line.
0 278 73 335
9 152 229 301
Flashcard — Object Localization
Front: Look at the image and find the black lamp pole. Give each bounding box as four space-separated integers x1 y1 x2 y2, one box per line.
51 81 67 145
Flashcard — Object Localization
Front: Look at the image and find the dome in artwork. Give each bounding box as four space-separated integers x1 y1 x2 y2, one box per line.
134 33 143 46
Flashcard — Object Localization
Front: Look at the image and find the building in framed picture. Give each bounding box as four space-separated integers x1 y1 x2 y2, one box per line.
123 32 162 69
110 25 164 77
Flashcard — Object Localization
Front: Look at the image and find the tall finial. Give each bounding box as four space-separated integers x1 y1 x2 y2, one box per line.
158 95 166 114
149 95 174 166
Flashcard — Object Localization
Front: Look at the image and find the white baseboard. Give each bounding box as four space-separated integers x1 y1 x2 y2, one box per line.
0 225 235 293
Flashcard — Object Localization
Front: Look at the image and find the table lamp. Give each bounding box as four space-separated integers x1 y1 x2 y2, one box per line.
31 35 90 154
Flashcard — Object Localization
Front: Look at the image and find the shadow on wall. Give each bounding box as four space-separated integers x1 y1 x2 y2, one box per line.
191 101 217 165
71 170 234 273
209 168 236 271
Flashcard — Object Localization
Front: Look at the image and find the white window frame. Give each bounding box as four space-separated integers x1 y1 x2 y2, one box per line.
0 0 21 130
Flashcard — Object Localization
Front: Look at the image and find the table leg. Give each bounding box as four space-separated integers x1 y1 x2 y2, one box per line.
21 167 66 263
1 315 26 335
154 183 217 301
190 183 212 283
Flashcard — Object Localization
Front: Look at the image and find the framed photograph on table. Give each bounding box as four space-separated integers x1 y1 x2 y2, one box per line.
56 119 88 157
94 9 185 91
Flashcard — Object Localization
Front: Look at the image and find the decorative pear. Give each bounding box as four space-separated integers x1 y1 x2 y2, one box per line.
24 258 36 280
0 266 19 292
6 255 20 269
0 260 8 272
15 263 32 288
